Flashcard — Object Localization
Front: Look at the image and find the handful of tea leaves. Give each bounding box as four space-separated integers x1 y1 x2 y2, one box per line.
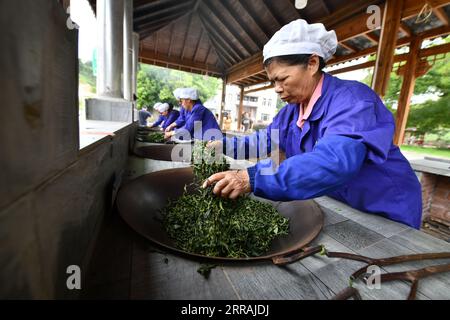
162 141 289 258
137 132 165 143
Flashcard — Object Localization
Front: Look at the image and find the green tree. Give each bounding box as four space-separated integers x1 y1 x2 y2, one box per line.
78 59 96 90
136 64 221 111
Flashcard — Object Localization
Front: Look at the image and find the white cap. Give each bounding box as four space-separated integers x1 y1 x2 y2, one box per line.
155 103 169 113
153 102 162 110
263 19 337 63
173 88 181 100
175 88 199 100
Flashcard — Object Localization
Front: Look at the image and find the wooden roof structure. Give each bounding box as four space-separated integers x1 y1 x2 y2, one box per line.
88 0 450 144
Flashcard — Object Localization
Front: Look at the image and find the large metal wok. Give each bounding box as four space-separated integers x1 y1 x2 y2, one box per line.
116 167 324 262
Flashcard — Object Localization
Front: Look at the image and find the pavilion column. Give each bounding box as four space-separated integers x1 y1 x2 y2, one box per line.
96 0 124 98
237 86 244 132
132 32 140 99
393 37 422 146
219 78 226 129
372 0 404 97
123 0 133 101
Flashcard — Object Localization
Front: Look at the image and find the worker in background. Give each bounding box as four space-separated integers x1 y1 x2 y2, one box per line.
138 105 152 126
150 102 180 131
203 19 422 229
164 88 221 141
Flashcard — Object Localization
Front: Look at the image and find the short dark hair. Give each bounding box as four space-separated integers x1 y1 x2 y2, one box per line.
167 103 174 111
263 54 326 71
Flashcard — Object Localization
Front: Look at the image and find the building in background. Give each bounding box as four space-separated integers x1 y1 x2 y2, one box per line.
204 85 279 132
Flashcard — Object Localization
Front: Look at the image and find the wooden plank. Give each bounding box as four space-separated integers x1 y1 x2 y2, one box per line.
222 260 333 299
357 238 450 300
318 206 349 227
323 220 385 251
300 233 430 300
372 0 404 97
393 37 422 145
130 241 238 299
389 228 450 253
244 84 274 95
314 197 408 238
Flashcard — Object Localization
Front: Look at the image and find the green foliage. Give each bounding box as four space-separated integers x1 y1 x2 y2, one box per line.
360 42 450 138
162 142 290 258
78 59 96 90
136 64 221 111
406 95 450 135
136 132 165 143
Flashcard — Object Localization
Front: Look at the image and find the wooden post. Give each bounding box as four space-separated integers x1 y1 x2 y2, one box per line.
237 86 244 132
219 78 226 129
393 37 422 146
372 0 404 97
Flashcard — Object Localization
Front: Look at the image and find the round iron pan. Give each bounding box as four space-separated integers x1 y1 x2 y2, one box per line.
116 167 324 262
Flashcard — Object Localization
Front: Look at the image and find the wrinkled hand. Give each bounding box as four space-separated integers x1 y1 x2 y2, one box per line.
164 131 175 140
202 170 251 199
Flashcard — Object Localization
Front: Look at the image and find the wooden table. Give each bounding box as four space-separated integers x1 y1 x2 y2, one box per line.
84 195 450 300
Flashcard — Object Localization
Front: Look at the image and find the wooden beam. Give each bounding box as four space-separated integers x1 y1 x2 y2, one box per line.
372 0 405 97
198 12 243 61
180 13 193 60
192 29 204 61
402 0 450 20
200 1 253 56
136 10 186 32
261 0 283 29
226 54 264 84
237 87 244 132
339 42 358 53
433 7 450 26
203 44 212 64
139 49 223 75
167 23 175 57
363 32 380 44
400 22 413 37
327 41 450 75
244 84 274 95
196 15 236 66
237 1 271 40
319 0 331 15
220 0 265 48
328 61 375 75
134 1 193 24
394 37 422 146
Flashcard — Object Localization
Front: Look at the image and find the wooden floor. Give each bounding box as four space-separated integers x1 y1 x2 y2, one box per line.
82 197 450 300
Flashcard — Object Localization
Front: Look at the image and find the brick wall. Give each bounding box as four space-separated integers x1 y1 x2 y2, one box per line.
429 176 450 222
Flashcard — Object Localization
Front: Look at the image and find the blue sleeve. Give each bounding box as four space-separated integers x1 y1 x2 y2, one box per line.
151 115 164 127
247 135 367 201
177 105 205 134
222 106 289 159
223 125 273 159
175 108 186 127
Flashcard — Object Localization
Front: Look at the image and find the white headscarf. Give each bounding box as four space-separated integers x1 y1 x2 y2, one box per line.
155 103 169 113
263 19 337 62
174 88 199 100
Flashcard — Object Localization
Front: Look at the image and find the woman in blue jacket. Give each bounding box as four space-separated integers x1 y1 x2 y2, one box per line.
150 102 180 131
165 88 221 141
203 19 422 229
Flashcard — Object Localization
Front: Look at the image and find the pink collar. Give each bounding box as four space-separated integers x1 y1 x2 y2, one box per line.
297 74 324 128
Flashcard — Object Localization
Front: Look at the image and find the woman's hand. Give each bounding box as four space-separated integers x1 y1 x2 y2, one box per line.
202 170 251 199
164 131 175 140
